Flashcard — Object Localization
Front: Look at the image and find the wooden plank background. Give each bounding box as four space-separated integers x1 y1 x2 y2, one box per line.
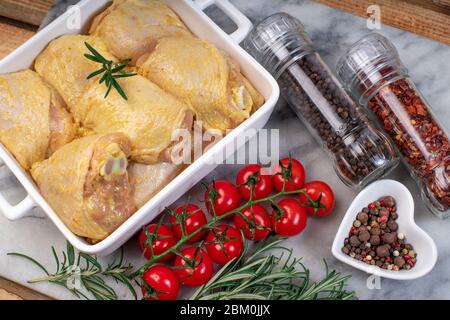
0 0 52 59
0 277 50 300
0 0 53 26
313 0 450 45
0 0 450 300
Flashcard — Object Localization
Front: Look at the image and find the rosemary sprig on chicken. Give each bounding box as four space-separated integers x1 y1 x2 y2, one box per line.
84 42 136 100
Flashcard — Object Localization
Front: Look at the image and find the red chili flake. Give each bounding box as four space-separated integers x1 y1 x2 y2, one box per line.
366 78 449 211
404 255 411 261
385 256 391 263
407 260 415 267
404 97 413 106
368 203 376 209
380 216 388 223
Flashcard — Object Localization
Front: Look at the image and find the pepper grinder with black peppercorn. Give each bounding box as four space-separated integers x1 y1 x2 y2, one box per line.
244 13 399 189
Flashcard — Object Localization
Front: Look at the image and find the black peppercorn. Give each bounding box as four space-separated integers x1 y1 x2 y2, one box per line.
387 220 398 231
357 211 369 224
376 245 389 257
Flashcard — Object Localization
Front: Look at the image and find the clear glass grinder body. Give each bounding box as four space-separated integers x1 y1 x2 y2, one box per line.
243 13 398 189
337 33 450 218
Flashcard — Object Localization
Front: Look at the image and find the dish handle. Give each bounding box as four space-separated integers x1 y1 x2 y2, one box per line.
0 160 36 220
192 0 253 43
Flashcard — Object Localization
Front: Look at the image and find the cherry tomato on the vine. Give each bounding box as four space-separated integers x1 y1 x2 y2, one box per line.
173 247 214 287
298 180 335 217
169 204 207 242
205 180 241 217
205 225 244 265
139 224 177 262
141 265 180 300
272 158 306 192
271 198 307 237
234 204 271 241
236 164 273 200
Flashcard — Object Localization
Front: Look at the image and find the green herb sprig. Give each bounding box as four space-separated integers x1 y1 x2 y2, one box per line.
191 238 354 300
84 42 136 101
8 242 136 300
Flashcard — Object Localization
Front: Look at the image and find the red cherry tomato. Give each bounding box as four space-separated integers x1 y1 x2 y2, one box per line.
141 265 180 300
271 198 307 236
205 225 244 265
298 180 335 217
272 158 306 192
173 247 214 287
205 180 241 217
234 204 271 241
236 164 273 200
139 224 177 262
169 204 207 242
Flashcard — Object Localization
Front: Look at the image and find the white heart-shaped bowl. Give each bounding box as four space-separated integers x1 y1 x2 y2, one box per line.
332 179 437 280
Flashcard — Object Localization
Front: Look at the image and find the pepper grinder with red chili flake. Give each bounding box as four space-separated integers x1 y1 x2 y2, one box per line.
337 33 450 218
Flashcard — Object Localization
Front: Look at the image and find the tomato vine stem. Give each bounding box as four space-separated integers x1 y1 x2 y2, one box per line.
134 184 317 277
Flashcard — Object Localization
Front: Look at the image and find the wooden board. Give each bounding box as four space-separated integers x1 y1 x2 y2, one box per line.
0 16 36 60
0 0 53 26
313 0 450 46
0 277 51 300
434 0 450 8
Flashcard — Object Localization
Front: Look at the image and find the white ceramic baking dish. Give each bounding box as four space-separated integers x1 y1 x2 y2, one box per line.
0 0 279 255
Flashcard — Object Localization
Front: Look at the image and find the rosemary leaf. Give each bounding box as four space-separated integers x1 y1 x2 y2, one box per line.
87 67 106 80
84 53 101 63
84 42 106 63
113 73 138 79
67 242 75 266
104 81 113 99
80 252 102 271
111 64 128 73
112 78 128 100
7 253 50 276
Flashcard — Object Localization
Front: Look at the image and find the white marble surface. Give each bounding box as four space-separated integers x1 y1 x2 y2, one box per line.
0 0 449 300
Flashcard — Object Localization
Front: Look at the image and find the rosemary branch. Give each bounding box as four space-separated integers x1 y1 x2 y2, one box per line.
84 42 136 101
190 238 354 300
8 242 136 300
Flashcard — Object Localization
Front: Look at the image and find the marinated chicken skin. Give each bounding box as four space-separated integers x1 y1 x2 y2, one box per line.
89 0 264 132
89 0 191 64
34 35 116 112
129 162 184 208
31 133 136 241
0 70 76 170
137 36 264 132
35 35 194 164
81 75 194 163
2 0 266 243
